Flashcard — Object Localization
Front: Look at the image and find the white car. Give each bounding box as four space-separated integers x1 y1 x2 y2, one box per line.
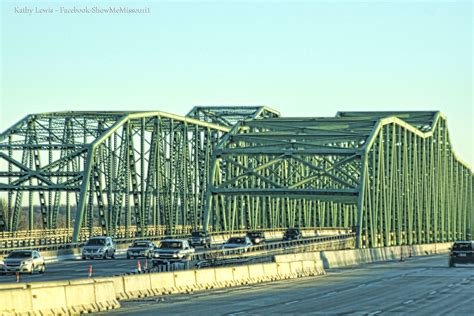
222 236 253 250
0 250 45 274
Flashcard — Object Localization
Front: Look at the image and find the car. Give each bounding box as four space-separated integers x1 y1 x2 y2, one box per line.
127 240 156 259
448 240 474 267
152 239 195 263
82 236 116 260
222 236 253 250
283 228 302 241
246 231 266 245
0 250 45 274
189 231 212 248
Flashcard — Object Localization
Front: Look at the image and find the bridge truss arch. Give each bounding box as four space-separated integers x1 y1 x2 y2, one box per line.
204 111 473 247
0 106 281 242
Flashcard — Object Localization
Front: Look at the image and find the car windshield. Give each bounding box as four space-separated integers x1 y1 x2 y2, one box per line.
86 238 106 246
191 232 206 237
7 251 32 259
132 242 150 247
160 241 183 249
247 232 262 237
286 229 300 235
452 243 472 251
227 237 245 244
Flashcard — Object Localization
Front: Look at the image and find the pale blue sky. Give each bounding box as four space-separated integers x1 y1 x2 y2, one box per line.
1 0 473 164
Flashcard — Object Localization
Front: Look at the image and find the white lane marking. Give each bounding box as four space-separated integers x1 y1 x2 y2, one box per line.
448 284 454 288
285 300 299 305
322 291 337 296
429 291 437 295
403 300 414 305
368 311 382 315
228 312 245 316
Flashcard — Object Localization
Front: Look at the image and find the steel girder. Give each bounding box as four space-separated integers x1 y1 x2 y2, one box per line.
0 111 229 242
186 106 281 127
204 111 473 248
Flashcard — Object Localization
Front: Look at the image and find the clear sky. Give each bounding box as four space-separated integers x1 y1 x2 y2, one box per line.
1 0 472 165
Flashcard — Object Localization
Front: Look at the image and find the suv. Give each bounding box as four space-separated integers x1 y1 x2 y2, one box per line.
246 231 266 245
189 231 212 248
448 240 474 267
283 228 302 241
82 236 116 260
152 239 195 263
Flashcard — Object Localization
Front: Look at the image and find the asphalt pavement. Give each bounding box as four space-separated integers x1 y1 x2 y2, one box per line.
0 254 160 284
102 255 473 315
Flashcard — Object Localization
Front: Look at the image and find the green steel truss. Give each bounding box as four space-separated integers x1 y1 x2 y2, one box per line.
186 106 281 127
204 111 473 247
1 109 472 248
0 111 230 241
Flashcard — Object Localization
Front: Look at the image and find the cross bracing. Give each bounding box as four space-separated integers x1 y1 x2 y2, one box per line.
0 111 230 241
186 106 281 127
204 111 473 248
0 109 472 248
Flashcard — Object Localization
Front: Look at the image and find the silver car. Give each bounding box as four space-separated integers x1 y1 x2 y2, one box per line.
0 250 45 274
222 236 253 250
81 236 116 260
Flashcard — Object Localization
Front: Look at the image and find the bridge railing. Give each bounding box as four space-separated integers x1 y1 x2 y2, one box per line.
0 226 352 255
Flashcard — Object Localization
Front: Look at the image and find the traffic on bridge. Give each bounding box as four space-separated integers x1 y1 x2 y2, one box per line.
0 107 472 315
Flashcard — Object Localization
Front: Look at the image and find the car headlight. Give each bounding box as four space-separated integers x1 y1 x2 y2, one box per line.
172 253 178 258
255 238 260 243
153 253 160 258
21 260 32 266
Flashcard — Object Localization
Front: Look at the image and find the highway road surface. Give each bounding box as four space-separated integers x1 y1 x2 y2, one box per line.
0 237 319 283
103 255 473 315
0 254 148 284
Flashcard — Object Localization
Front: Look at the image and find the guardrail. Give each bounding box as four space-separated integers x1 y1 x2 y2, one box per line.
132 234 355 273
0 227 352 255
191 233 355 262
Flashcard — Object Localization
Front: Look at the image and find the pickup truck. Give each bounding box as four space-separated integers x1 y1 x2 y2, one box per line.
152 239 195 263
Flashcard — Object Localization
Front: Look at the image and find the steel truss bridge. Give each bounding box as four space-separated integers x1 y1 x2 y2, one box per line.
0 107 472 248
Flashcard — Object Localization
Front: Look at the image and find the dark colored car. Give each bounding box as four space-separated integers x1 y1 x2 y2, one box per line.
246 231 266 245
189 231 212 248
283 228 302 241
127 240 156 259
448 240 474 267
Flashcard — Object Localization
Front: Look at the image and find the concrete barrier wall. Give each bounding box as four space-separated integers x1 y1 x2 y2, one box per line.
94 259 326 300
0 279 119 315
0 287 33 314
274 242 452 269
